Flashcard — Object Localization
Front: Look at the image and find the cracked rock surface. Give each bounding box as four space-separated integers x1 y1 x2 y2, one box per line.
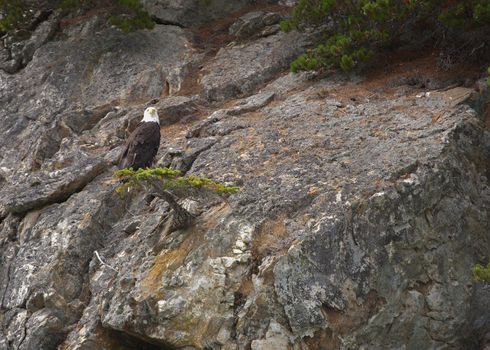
1 1 489 350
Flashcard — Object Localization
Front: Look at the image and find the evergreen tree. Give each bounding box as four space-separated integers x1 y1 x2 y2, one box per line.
0 0 155 34
114 168 238 233
282 0 490 72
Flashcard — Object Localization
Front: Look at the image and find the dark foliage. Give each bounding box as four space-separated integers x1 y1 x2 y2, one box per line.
282 0 490 72
0 0 154 34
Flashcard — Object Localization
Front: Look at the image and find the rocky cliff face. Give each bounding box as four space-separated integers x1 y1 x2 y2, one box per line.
1 1 489 349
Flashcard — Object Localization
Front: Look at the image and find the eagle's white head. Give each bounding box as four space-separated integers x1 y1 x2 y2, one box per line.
142 107 160 124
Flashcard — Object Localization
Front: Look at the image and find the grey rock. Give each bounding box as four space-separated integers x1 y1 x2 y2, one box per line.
187 85 490 348
0 58 21 74
143 0 251 27
0 11 59 74
61 104 115 135
159 137 218 172
279 0 296 5
155 94 199 125
261 71 316 98
186 110 230 139
0 157 107 214
1 177 126 350
227 91 275 115
229 11 282 40
186 91 275 138
201 31 311 101
18 12 60 67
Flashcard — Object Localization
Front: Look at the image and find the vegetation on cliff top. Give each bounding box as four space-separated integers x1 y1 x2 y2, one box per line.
282 0 490 73
0 0 154 33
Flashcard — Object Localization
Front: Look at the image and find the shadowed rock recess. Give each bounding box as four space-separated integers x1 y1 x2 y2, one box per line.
1 1 489 350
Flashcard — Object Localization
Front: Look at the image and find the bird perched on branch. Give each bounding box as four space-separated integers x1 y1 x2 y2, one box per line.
118 107 161 170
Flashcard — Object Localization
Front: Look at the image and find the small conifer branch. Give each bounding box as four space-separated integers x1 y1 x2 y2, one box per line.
113 167 238 233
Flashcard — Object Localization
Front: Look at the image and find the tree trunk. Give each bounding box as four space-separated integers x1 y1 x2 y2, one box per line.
147 179 194 232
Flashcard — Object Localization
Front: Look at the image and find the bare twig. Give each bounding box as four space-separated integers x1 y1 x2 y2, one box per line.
94 250 118 273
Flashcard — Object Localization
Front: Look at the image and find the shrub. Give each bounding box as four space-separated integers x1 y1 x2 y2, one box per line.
107 0 154 33
58 0 81 10
279 19 291 32
0 0 29 32
284 0 490 72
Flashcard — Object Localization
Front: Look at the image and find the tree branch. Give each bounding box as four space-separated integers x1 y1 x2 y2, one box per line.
146 178 194 232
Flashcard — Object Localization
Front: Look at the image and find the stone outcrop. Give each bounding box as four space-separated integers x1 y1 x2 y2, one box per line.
228 11 282 40
0 9 59 74
200 30 312 101
0 1 489 350
142 0 253 27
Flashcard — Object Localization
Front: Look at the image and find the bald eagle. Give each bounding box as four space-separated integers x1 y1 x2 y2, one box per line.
118 107 161 170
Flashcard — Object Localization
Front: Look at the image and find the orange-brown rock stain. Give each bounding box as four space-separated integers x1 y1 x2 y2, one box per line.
252 216 289 266
140 226 198 300
140 203 231 300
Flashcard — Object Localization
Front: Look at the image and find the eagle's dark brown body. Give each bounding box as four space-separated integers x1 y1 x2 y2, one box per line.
118 121 161 170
